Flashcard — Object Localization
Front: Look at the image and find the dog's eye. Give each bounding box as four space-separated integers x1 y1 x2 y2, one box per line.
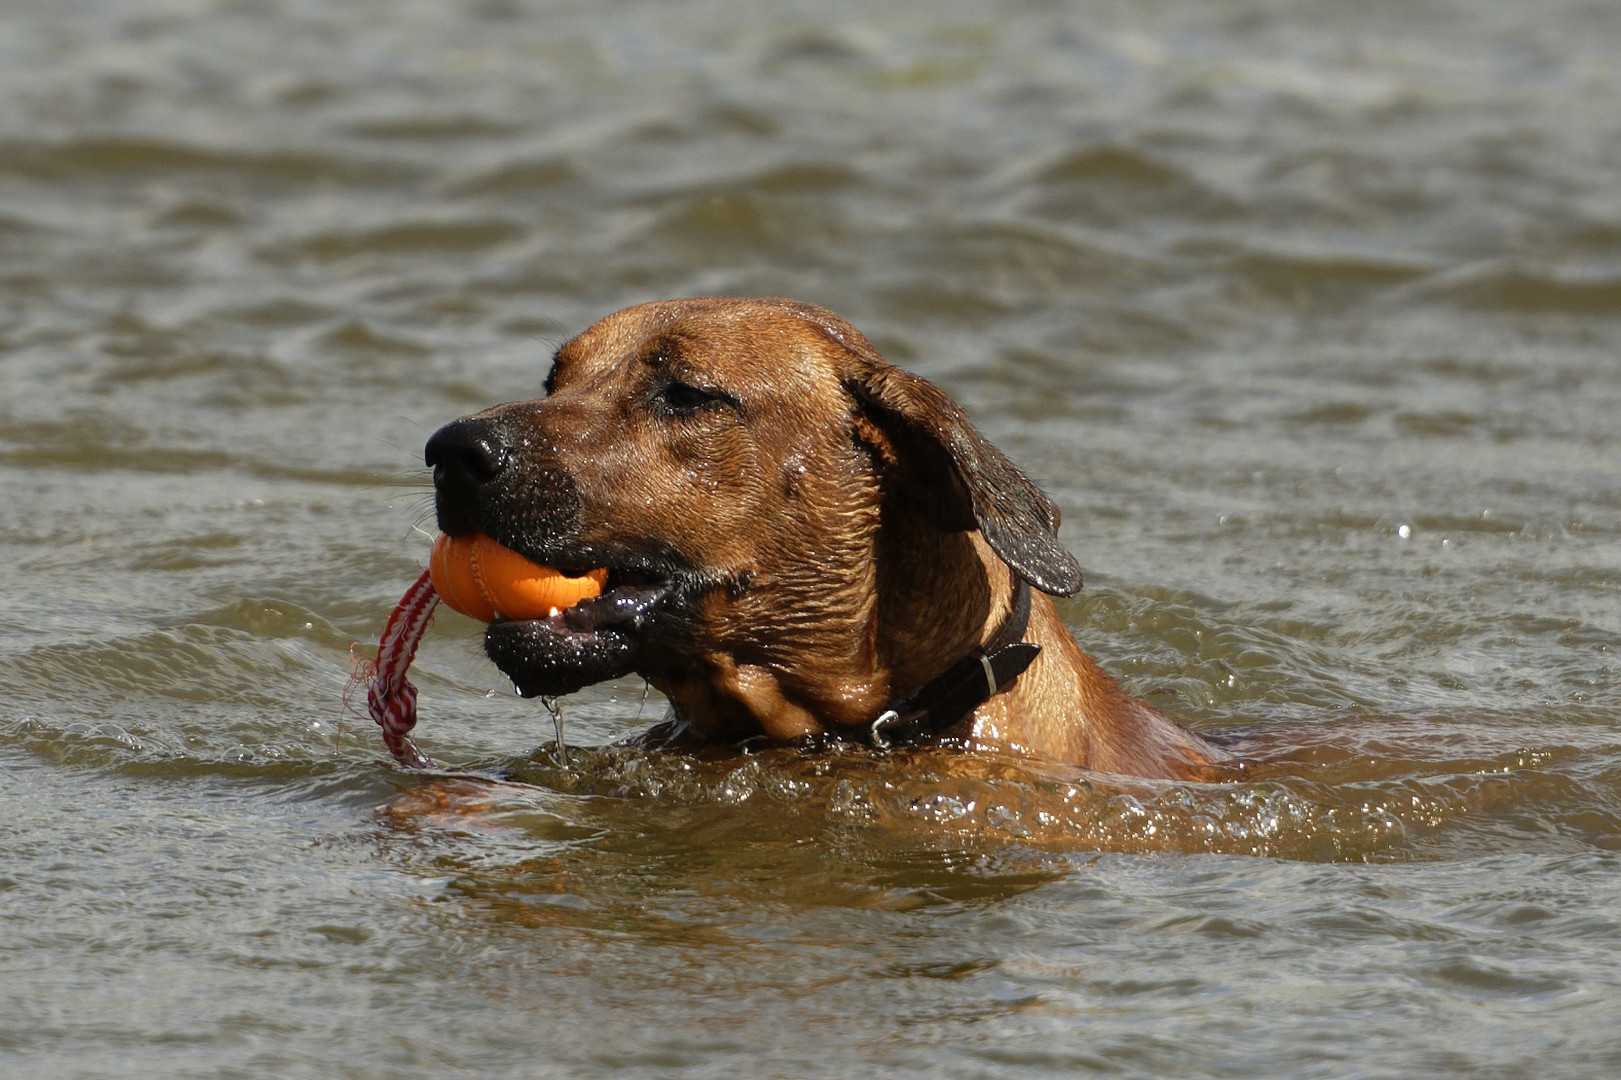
658 377 727 414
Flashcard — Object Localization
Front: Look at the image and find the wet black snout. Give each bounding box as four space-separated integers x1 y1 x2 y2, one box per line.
425 418 509 534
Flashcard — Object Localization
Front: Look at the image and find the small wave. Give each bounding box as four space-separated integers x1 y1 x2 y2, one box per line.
343 115 528 142
1412 262 1621 314
879 220 1161 323
1225 248 1432 307
316 320 431 358
1022 143 1242 224
621 164 865 265
208 298 341 329
0 212 46 236
151 199 247 230
0 136 420 189
267 219 527 263
443 158 580 197
0 415 231 474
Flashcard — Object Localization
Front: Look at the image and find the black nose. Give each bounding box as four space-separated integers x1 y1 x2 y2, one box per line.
425 418 509 532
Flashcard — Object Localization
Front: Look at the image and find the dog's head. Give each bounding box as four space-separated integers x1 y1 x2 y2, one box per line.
425 298 1082 727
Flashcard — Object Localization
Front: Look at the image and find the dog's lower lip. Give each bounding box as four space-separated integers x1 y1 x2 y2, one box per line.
498 580 673 636
482 580 676 699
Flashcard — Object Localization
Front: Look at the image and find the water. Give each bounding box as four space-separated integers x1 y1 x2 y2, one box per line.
3 1 1620 1076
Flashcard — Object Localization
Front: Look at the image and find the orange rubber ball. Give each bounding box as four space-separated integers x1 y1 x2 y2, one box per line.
428 533 608 623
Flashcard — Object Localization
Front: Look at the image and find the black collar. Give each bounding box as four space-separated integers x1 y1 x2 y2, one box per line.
862 577 1040 750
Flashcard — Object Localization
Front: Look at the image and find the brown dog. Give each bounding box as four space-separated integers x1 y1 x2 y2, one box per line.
424 298 1218 780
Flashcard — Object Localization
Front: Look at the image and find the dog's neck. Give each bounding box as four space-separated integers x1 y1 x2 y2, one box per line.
873 524 1021 700
864 573 1036 749
646 513 1024 746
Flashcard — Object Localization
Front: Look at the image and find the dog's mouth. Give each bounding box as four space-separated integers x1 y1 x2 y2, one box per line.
480 557 685 699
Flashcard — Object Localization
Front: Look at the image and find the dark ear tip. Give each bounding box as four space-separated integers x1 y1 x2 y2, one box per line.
1027 555 1085 598
987 525 1085 597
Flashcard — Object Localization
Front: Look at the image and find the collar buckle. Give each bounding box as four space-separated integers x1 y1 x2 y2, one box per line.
857 578 1039 751
869 709 902 750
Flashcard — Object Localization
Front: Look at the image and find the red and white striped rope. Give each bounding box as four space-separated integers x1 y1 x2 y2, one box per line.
364 568 440 769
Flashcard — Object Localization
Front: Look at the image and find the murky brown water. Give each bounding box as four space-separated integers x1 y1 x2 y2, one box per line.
3 1 1620 1076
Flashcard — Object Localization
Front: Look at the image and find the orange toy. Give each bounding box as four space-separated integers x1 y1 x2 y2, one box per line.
428 533 608 622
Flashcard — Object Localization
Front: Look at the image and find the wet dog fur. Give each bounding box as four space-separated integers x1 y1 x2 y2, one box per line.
425 297 1218 780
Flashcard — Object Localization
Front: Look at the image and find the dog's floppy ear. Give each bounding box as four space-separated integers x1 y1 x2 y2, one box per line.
831 347 1085 597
